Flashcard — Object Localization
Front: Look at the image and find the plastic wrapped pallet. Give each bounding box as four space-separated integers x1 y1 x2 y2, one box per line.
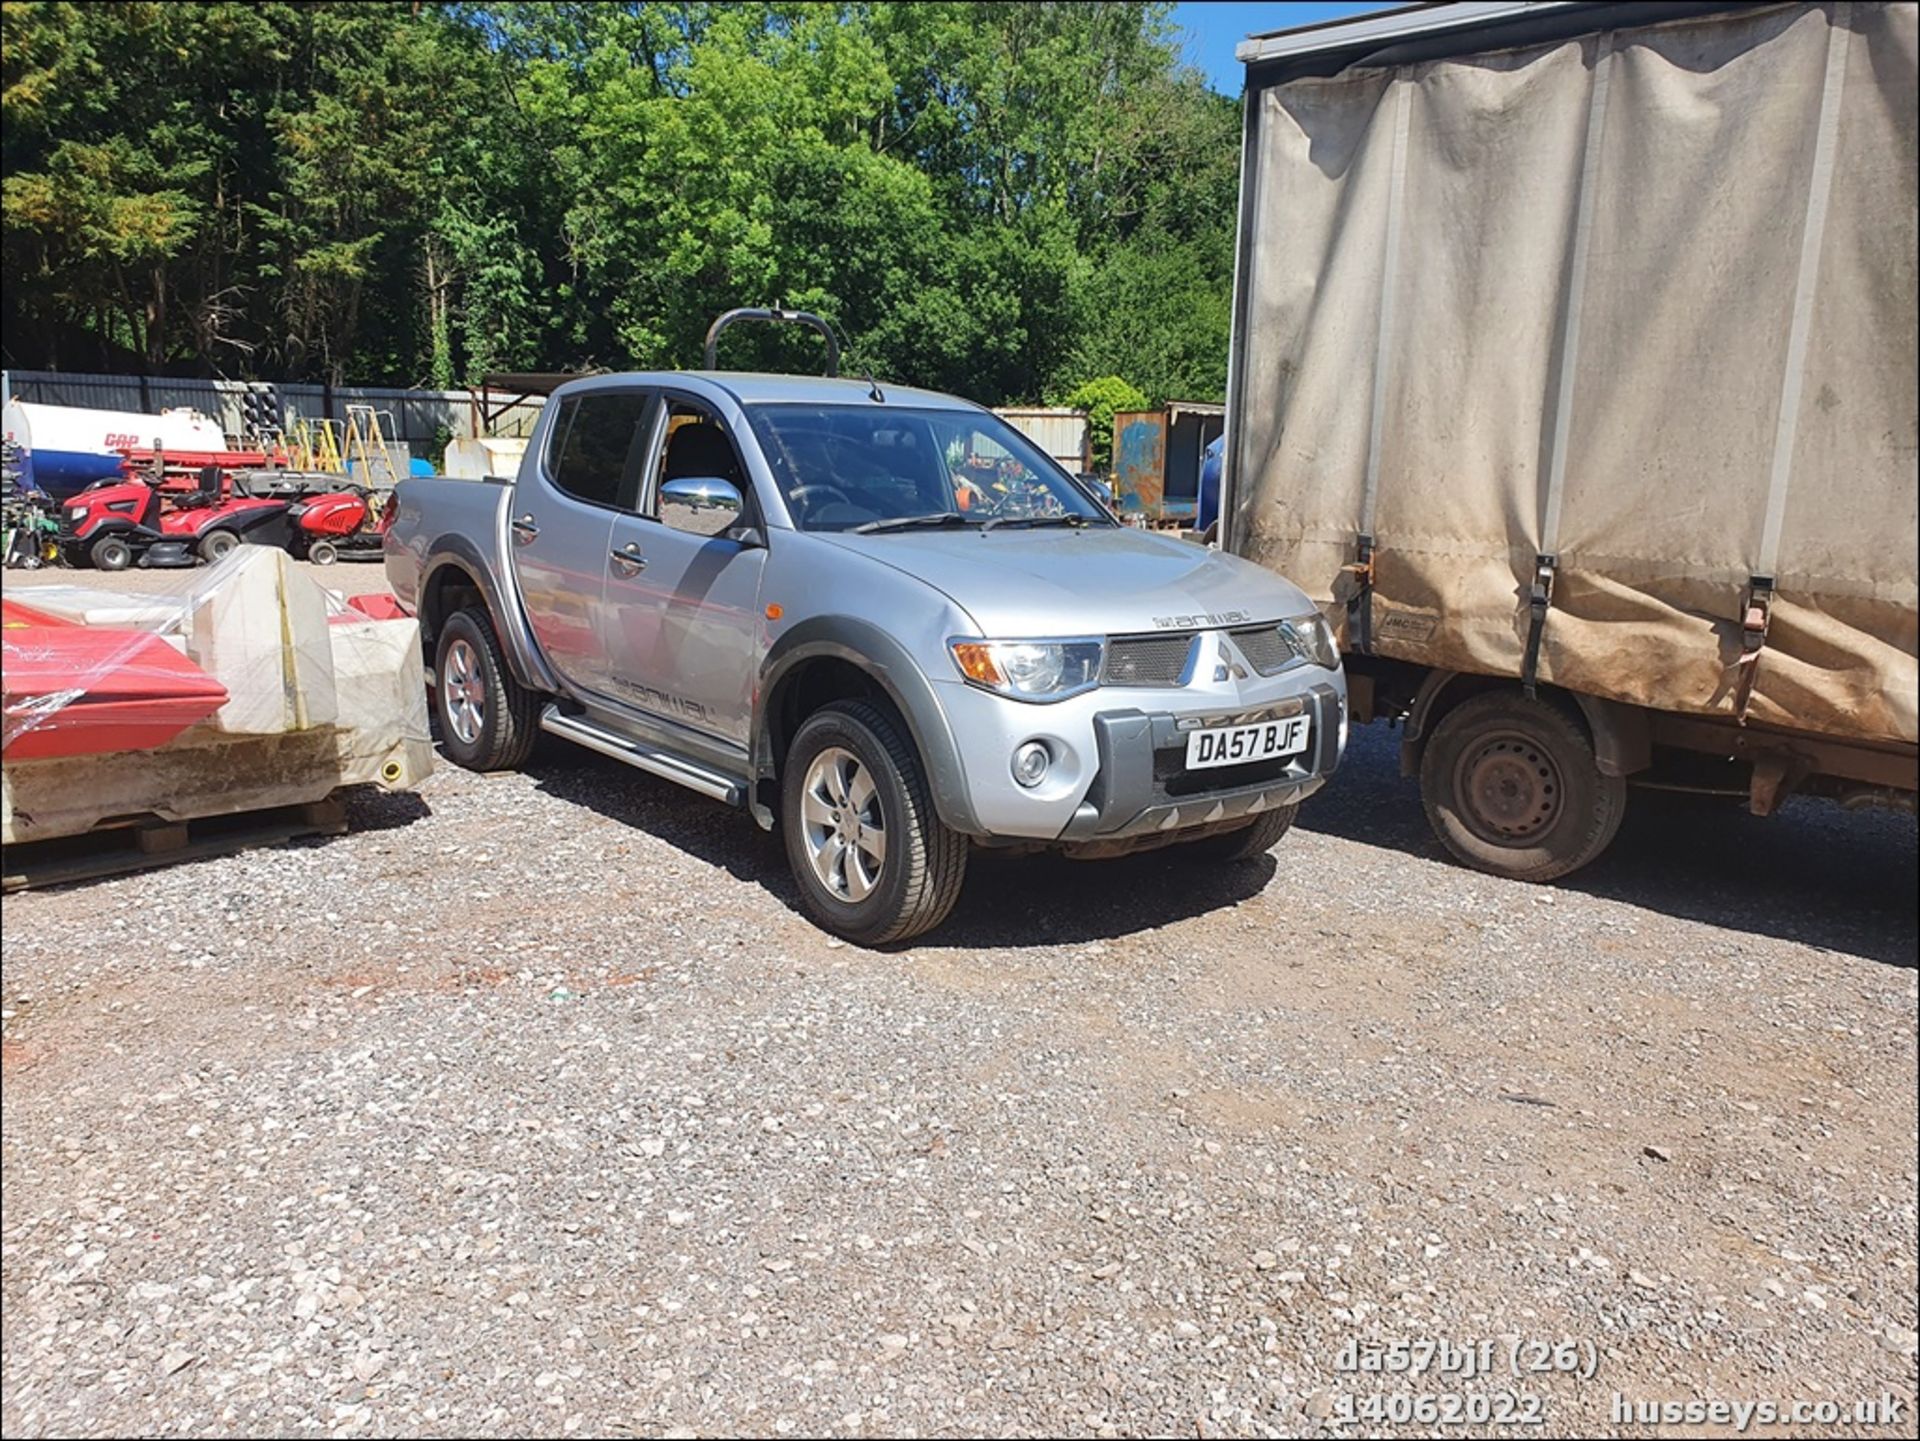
2 545 431 845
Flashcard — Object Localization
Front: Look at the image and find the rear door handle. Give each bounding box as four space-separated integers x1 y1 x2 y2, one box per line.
609 541 646 573
510 513 539 544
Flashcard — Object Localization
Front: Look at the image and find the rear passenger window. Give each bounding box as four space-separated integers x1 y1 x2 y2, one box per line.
547 391 652 508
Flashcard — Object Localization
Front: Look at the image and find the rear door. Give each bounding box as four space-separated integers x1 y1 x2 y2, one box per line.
600 395 767 748
509 387 655 697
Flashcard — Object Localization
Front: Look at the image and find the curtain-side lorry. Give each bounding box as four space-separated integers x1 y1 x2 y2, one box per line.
1222 0 1917 880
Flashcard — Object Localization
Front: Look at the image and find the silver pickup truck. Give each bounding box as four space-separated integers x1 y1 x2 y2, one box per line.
384 344 1347 943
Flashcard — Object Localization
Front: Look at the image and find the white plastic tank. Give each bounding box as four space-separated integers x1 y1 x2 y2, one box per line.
442 435 530 479
2 399 228 497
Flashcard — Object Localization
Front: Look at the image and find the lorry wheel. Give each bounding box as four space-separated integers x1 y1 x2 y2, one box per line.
308 539 339 566
89 535 133 571
781 699 968 946
199 529 240 561
433 607 537 772
1183 803 1298 862
1420 691 1625 882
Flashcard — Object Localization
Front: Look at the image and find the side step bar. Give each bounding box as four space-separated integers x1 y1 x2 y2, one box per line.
538 706 746 806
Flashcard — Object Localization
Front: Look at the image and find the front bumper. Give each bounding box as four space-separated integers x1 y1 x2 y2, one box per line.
929 661 1346 842
1057 685 1342 840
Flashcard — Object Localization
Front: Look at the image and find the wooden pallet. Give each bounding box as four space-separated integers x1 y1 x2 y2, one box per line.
2 796 347 892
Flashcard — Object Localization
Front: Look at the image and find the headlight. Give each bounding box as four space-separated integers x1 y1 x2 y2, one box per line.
949 638 1103 701
1281 613 1340 669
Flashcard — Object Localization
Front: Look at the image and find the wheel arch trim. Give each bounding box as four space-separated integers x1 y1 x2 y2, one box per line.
419 538 557 693
755 618 983 836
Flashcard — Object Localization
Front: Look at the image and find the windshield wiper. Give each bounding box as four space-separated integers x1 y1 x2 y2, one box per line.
850 511 972 534
980 513 1091 532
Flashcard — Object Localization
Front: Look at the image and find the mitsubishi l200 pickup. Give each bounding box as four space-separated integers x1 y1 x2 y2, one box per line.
385 317 1346 942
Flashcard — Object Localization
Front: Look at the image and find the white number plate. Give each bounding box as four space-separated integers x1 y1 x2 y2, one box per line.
1185 715 1312 770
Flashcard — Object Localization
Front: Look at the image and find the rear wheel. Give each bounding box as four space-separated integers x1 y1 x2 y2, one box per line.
1419 690 1625 881
199 529 240 561
781 700 967 945
89 534 133 571
1180 803 1298 862
433 607 537 772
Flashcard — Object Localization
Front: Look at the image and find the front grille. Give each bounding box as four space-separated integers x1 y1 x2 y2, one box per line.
1103 634 1195 687
1229 623 1301 677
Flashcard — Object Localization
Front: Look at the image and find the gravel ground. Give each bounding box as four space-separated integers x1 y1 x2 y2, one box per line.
3 568 1915 1438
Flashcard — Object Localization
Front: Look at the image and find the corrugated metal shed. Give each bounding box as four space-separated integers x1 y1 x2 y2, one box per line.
993 407 1090 473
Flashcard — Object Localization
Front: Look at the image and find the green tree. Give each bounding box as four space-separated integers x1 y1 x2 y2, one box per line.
3 0 1240 404
1059 374 1149 472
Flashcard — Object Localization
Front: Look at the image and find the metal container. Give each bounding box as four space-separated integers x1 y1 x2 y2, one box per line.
1 400 227 498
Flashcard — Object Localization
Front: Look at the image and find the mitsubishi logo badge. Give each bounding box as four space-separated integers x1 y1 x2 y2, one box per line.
1214 639 1248 683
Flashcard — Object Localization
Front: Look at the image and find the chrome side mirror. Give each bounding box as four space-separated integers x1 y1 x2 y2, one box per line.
660 476 745 539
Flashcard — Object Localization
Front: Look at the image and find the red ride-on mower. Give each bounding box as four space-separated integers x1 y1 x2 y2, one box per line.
59 468 292 570
285 484 388 564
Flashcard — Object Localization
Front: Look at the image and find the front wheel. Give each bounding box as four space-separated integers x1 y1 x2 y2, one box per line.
89 534 134 571
1419 690 1626 882
308 539 339 565
1180 803 1298 862
781 700 967 945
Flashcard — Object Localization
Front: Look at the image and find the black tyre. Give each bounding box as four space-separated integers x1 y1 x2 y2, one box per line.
308 539 339 566
199 529 240 561
1419 690 1626 882
781 699 968 945
433 606 537 772
89 534 133 571
1181 803 1298 862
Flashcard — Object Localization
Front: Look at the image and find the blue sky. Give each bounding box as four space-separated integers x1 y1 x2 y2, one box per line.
1171 1 1399 93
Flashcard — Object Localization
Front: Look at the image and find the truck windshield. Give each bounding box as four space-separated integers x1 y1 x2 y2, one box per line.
744 404 1111 533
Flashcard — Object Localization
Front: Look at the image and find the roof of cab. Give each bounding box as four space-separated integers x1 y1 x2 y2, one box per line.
559 370 983 412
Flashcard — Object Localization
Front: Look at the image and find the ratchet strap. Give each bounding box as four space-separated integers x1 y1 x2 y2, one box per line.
1521 553 1557 699
1737 9 1848 729
1733 575 1773 724
1345 533 1376 654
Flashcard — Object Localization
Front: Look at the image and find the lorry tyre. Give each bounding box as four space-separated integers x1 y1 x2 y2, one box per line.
199 529 240 561
434 606 537 772
1419 690 1626 882
781 699 968 946
1183 803 1298 862
89 534 133 571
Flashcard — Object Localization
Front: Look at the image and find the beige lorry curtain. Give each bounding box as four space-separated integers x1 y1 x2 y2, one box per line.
1231 1 1918 747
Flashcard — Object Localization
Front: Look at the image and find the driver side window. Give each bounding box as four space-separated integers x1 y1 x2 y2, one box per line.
648 399 756 540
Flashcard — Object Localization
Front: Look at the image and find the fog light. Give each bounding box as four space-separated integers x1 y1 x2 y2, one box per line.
1012 741 1051 788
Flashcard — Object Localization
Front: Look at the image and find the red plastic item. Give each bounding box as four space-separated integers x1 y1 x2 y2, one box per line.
1 598 73 629
342 593 409 622
2 625 230 760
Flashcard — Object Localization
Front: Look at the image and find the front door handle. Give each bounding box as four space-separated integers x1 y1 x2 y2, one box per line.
609 541 647 574
510 513 539 544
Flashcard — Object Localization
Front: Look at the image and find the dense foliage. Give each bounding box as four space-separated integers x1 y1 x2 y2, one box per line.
1059 374 1149 472
0 1 1239 407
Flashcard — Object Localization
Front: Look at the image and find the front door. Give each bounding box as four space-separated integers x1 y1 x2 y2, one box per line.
600 397 766 748
508 387 654 696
